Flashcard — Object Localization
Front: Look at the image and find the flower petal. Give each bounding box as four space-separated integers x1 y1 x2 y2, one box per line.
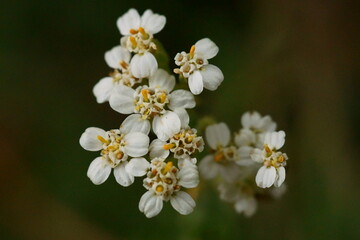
117 8 141 35
92 77 114 104
264 131 285 150
178 164 199 188
170 191 196 215
173 108 189 128
200 64 224 91
79 127 106 151
109 85 135 114
149 139 169 159
140 9 166 34
104 45 131 69
236 146 255 166
274 166 286 187
152 112 181 141
235 129 257 147
139 192 163 218
168 90 195 110
205 122 231 149
194 38 219 59
188 70 203 95
120 114 150 135
199 155 218 180
148 68 175 92
87 157 111 185
113 162 134 187
123 132 149 157
130 52 158 78
256 166 276 188
125 157 150 177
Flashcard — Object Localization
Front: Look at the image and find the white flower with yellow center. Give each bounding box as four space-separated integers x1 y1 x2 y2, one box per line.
251 131 288 188
79 126 150 186
174 38 224 95
199 123 240 182
93 46 142 103
117 9 166 78
109 69 195 141
139 158 199 218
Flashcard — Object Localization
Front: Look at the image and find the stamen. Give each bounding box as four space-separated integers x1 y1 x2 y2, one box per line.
185 136 193 144
158 93 167 103
119 60 128 69
264 144 272 154
97 135 109 144
138 27 145 34
163 161 173 173
189 45 195 57
278 155 285 163
156 185 164 193
214 152 224 162
129 36 137 48
163 143 175 150
129 28 138 35
141 89 149 102
138 27 149 40
116 152 124 159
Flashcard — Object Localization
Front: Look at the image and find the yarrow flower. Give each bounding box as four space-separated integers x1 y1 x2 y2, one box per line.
79 126 149 186
174 38 224 95
117 9 166 78
251 131 288 188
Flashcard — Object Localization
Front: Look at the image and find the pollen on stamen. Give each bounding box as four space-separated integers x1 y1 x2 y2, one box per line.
129 36 137 48
189 45 195 57
129 28 138 35
163 143 175 150
97 135 109 144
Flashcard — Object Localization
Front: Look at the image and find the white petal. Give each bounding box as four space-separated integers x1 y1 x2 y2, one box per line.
244 197 257 217
139 191 153 212
148 68 175 92
236 146 255 166
250 148 264 163
235 129 256 147
178 165 199 188
200 64 223 91
117 8 141 35
130 52 157 78
120 114 150 135
123 132 149 157
79 127 106 151
109 85 135 114
152 112 181 141
140 9 166 34
87 157 111 185
140 192 163 218
188 70 203 95
274 166 286 187
264 131 285 150
205 122 231 149
104 45 131 69
149 139 169 159
241 112 257 129
256 166 276 188
125 157 150 177
168 90 195 110
173 108 190 128
92 77 114 104
113 162 134 187
170 191 195 215
194 38 219 59
199 155 218 180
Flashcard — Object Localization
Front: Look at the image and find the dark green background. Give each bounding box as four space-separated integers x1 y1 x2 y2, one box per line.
1 0 359 239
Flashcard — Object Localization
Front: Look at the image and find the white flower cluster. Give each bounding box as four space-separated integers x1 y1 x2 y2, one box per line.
79 8 226 218
199 112 288 217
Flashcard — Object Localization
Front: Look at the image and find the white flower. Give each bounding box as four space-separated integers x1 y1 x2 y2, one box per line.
93 46 142 103
79 126 150 186
251 131 288 188
139 158 198 218
117 9 166 78
241 111 277 134
199 123 240 182
149 127 204 160
174 38 224 95
109 69 195 140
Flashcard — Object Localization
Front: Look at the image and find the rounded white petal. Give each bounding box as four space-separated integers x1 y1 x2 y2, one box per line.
194 38 219 59
117 8 141 35
170 191 196 215
200 64 224 91
140 9 166 34
109 85 135 114
256 166 276 188
120 114 150 135
236 146 255 166
178 165 199 188
199 155 218 180
241 111 258 129
250 148 264 163
139 192 163 218
130 52 158 78
123 132 149 157
139 190 153 212
235 129 257 147
264 131 286 150
235 197 257 217
173 108 190 128
148 68 175 92
168 89 195 110
152 112 181 141
87 157 111 185
125 157 150 177
149 139 169 159
113 162 134 187
205 122 231 149
80 127 106 151
274 166 286 187
188 70 203 95
104 45 131 69
92 77 114 104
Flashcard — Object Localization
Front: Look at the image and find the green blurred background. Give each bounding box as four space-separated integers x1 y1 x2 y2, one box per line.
1 0 359 239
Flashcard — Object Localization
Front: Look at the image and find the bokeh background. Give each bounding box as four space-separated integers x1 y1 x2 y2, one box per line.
1 0 359 239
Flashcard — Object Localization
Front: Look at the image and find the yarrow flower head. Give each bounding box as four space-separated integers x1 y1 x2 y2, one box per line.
79 126 149 186
174 38 224 95
251 131 288 188
139 158 199 218
117 9 166 78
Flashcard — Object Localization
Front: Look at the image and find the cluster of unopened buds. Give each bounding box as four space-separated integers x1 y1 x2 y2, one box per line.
80 8 289 218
